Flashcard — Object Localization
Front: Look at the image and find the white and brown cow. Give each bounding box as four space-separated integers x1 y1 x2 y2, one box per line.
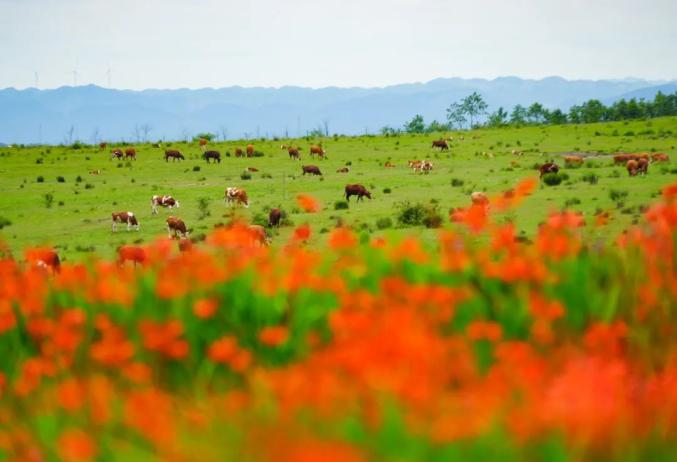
225 187 249 208
167 216 189 239
111 211 139 232
151 195 180 214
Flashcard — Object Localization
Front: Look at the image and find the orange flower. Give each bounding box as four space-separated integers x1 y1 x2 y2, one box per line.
259 326 289 347
296 194 321 213
328 227 357 250
293 223 312 242
57 429 96 462
208 336 239 364
57 378 84 412
193 298 218 319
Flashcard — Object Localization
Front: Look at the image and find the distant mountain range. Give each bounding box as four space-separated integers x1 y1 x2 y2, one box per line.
1 77 675 144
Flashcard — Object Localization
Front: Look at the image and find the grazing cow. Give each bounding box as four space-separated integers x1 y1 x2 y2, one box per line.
99 142 108 150
111 148 123 160
408 160 423 172
165 150 185 162
178 239 193 253
651 153 669 162
246 144 255 157
302 165 322 176
420 160 434 174
539 162 559 178
345 184 371 202
432 139 449 150
613 153 632 165
89 169 101 175
470 191 489 206
564 155 583 166
234 147 245 158
268 208 282 227
111 211 139 231
336 167 349 173
626 159 639 176
151 195 180 214
637 158 649 175
124 148 137 160
247 167 259 172
225 187 249 207
167 216 189 239
281 145 301 160
203 150 221 163
117 245 146 266
384 161 395 168
309 145 326 159
198 138 208 150
25 248 61 274
512 149 523 156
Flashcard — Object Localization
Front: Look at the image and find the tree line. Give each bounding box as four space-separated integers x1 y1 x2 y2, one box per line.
386 90 677 135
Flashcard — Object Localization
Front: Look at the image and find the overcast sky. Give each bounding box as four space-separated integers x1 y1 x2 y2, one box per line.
1 0 675 90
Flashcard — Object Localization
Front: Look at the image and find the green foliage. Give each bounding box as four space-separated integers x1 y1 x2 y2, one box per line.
404 114 426 134
0 216 11 229
542 173 563 186
334 200 349 210
240 171 252 180
56 176 65 182
197 197 211 220
375 217 393 229
193 132 216 142
609 189 629 202
43 193 54 208
581 173 599 184
451 178 465 187
36 176 44 183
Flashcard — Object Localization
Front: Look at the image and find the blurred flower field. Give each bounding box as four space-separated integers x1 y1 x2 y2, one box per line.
0 179 676 461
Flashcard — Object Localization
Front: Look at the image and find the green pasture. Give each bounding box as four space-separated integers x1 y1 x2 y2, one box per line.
0 117 675 262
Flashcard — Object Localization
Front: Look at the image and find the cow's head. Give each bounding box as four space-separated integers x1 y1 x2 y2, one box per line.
365 190 372 199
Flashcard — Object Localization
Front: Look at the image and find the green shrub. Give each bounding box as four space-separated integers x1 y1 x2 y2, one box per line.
581 173 599 185
76 175 83 183
85 183 94 189
609 189 628 202
383 188 392 194
451 178 464 187
57 176 65 183
396 201 427 226
334 200 349 210
197 197 210 220
542 173 563 186
36 176 44 183
376 217 393 229
240 171 252 180
565 198 581 207
0 216 11 230
193 165 201 172
43 193 54 208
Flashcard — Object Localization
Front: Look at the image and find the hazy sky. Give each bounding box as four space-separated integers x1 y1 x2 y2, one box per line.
1 0 675 90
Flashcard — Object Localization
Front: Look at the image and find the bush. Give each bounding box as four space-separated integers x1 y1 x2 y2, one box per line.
451 178 464 187
542 173 563 186
334 200 349 210
423 206 444 228
609 189 628 202
36 176 44 183
565 198 581 207
57 176 65 183
383 188 392 194
193 165 201 172
197 198 211 220
240 171 252 180
76 175 83 183
85 183 94 189
43 193 54 208
581 173 599 185
35 158 43 164
252 151 265 157
396 201 443 228
376 217 393 229
0 216 11 230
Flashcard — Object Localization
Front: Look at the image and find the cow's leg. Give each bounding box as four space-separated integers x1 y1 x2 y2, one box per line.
167 225 172 238
112 220 116 232
127 221 131 231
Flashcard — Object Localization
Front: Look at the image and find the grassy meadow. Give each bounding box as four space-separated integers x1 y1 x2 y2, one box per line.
0 117 676 260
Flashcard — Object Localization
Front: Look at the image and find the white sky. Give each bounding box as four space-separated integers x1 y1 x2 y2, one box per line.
1 0 675 90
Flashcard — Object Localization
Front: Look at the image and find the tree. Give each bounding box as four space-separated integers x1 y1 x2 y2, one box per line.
192 132 216 142
546 109 567 125
510 105 527 125
568 105 582 124
140 124 152 142
527 102 547 124
380 126 400 136
426 120 450 133
446 102 467 129
404 114 426 134
461 92 488 128
487 107 508 127
579 99 605 123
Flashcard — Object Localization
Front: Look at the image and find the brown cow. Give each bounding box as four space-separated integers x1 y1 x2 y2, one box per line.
268 208 282 227
246 144 255 157
248 225 269 246
651 153 669 162
111 211 139 231
384 161 395 168
225 187 249 207
99 142 108 150
637 158 649 175
302 165 322 176
564 155 583 166
539 162 559 178
247 167 259 172
117 245 146 266
198 138 208 150
234 147 245 158
336 167 349 173
110 148 123 160
309 145 326 159
281 145 301 160
432 139 449 150
626 159 639 176
124 148 137 160
167 216 189 239
25 248 61 274
151 195 180 214
345 184 371 202
165 150 185 162
203 150 221 163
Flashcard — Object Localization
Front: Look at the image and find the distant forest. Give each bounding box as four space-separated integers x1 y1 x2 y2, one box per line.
387 91 677 135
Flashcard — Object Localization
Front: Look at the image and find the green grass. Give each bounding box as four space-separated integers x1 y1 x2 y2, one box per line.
0 117 675 261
